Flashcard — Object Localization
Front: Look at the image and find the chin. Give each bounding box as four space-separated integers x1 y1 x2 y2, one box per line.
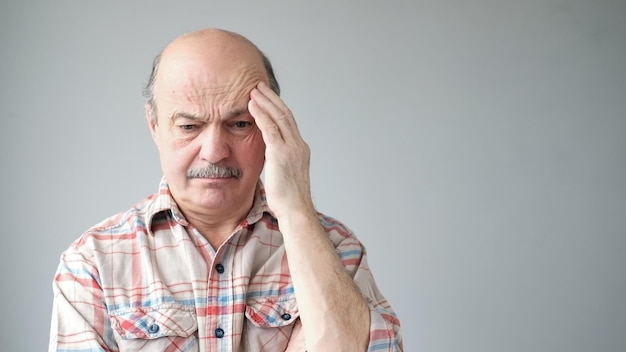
195 190 232 208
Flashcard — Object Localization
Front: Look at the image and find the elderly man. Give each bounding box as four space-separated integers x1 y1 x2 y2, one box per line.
49 28 402 351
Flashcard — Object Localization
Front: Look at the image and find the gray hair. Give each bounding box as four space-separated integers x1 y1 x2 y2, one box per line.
187 163 242 179
142 50 281 119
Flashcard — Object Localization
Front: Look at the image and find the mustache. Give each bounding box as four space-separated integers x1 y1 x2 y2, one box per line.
187 163 242 179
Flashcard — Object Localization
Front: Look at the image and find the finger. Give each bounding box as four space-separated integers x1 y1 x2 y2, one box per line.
258 81 302 136
250 83 297 141
248 98 283 145
251 82 301 141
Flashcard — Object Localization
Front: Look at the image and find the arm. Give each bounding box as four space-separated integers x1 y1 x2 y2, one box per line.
279 210 371 350
49 246 114 352
249 82 402 351
283 229 404 352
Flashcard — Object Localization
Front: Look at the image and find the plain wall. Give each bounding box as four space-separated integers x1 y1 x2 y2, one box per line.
1 1 625 351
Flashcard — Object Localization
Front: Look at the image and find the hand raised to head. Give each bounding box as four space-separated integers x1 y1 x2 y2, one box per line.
248 82 315 219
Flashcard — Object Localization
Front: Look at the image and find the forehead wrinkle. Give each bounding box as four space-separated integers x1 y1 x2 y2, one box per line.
156 53 267 122
168 86 253 123
186 68 265 118
197 67 265 102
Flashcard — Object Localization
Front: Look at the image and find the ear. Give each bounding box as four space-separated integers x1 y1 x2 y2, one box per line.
145 103 159 145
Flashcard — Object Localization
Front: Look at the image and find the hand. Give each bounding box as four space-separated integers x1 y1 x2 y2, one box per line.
248 81 315 218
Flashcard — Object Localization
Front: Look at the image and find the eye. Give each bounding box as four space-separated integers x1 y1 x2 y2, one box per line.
232 121 252 129
178 124 198 131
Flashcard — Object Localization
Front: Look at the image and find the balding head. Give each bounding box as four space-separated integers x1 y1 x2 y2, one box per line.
143 28 280 120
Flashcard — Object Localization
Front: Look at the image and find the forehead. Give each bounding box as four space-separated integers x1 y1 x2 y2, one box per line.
155 36 268 114
164 66 265 109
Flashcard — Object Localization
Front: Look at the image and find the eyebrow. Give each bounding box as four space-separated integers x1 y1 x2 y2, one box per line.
172 112 202 121
171 108 250 122
223 107 250 120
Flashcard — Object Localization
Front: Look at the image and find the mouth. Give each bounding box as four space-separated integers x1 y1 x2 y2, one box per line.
193 176 234 180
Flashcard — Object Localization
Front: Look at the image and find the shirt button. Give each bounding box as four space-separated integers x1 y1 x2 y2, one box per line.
215 263 225 274
214 327 225 338
281 313 292 321
148 324 160 334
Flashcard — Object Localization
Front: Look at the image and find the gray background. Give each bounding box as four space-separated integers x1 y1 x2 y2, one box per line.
1 1 625 351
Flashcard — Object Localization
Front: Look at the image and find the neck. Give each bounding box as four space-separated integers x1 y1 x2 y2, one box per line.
178 195 255 250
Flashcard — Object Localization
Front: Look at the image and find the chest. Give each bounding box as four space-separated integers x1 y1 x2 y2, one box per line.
96 224 300 351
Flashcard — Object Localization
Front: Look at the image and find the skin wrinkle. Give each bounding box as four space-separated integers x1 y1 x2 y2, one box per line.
162 69 266 126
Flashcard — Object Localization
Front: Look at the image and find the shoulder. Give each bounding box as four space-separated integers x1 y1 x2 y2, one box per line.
316 211 352 236
315 211 365 249
68 193 159 253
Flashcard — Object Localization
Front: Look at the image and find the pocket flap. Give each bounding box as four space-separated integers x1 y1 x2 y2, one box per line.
110 304 197 339
245 295 299 328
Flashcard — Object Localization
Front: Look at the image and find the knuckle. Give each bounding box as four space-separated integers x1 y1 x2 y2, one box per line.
277 113 292 122
266 123 281 136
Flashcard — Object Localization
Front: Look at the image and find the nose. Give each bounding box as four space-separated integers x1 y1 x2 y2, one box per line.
198 127 231 163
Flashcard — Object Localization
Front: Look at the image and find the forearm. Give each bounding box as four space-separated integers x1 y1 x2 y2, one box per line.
279 210 370 351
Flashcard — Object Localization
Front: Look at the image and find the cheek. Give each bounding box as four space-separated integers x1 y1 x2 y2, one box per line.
250 132 267 157
239 132 266 163
161 138 198 172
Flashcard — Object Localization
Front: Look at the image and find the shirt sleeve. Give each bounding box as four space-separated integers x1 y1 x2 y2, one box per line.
354 251 404 351
49 244 116 352
335 232 404 351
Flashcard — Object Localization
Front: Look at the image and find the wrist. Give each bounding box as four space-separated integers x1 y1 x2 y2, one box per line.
274 206 321 234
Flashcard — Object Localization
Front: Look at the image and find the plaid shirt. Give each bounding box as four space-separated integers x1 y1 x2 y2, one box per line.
49 178 403 351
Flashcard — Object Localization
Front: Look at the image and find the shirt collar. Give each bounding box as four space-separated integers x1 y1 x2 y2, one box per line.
146 176 272 235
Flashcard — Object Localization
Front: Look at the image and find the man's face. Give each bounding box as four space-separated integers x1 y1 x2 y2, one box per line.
148 46 267 217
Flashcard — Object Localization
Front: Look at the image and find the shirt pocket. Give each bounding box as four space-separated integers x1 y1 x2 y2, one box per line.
109 304 198 351
242 294 300 350
245 294 300 328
